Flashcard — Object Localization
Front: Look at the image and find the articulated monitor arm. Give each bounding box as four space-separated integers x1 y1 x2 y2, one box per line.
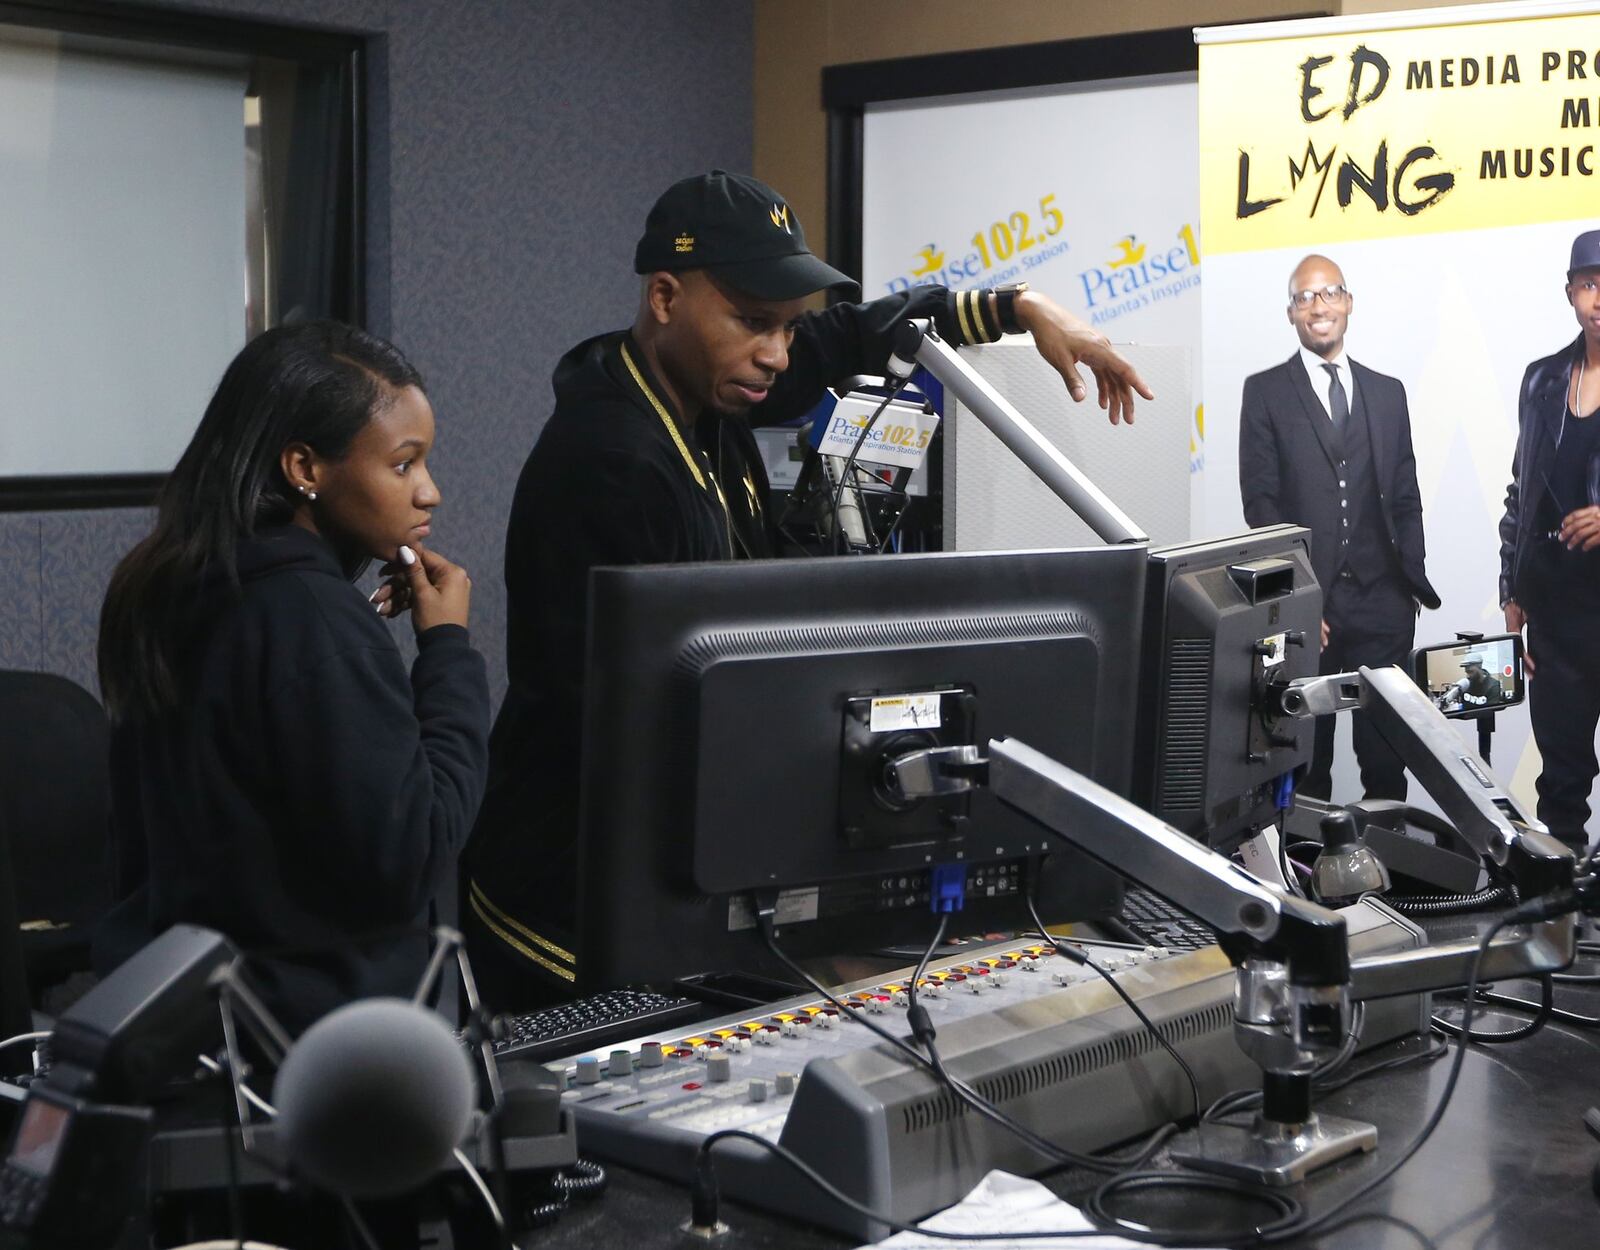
889 738 1351 1061
1273 664 1578 998
890 725 1579 1184
981 739 1348 985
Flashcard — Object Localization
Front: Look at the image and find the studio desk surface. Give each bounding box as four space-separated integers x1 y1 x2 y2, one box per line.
530 921 1600 1250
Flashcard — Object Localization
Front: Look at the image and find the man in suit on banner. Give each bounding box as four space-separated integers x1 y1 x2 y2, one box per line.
1239 254 1439 800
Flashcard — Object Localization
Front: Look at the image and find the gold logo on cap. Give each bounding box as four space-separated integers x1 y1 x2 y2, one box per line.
675 233 695 253
769 204 791 233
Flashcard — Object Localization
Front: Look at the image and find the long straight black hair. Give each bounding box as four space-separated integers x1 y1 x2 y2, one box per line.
99 321 425 725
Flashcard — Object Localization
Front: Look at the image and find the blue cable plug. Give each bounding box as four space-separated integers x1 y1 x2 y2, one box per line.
930 864 967 914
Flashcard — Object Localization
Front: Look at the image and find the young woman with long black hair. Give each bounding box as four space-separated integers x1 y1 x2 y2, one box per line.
95 321 490 1031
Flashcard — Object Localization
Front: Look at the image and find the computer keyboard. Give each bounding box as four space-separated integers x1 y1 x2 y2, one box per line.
1113 886 1218 952
490 988 708 1062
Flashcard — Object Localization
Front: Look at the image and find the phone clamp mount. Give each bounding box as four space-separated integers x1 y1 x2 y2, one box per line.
1450 630 1501 766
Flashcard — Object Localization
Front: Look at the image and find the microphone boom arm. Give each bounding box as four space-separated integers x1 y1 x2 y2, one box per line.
888 318 1148 545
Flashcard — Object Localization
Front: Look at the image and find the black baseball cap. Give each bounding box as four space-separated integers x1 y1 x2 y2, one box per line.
1569 227 1600 278
633 170 860 301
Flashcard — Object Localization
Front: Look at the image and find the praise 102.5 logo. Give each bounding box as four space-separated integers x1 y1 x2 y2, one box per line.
1077 224 1202 327
882 193 1070 294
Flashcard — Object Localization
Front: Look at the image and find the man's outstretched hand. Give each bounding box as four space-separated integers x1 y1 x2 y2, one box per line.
1014 290 1156 426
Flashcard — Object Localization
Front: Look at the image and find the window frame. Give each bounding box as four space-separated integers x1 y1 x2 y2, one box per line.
0 0 373 512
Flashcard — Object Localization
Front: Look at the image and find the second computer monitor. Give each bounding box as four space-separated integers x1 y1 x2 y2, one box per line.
576 545 1147 989
1135 525 1322 853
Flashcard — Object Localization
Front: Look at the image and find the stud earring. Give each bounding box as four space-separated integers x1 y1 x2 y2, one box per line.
308 491 318 502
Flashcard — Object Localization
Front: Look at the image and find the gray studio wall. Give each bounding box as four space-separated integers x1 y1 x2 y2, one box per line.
0 0 754 704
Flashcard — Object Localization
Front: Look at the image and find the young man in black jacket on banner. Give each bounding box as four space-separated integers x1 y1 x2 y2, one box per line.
1499 227 1600 854
465 170 1154 1006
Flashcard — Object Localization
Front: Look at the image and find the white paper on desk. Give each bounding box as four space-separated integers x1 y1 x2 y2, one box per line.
864 1170 1226 1250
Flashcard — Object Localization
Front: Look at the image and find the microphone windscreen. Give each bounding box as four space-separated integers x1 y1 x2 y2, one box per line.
272 998 475 1199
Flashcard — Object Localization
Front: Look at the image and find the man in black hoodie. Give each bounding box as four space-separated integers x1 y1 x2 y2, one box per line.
465 171 1152 1004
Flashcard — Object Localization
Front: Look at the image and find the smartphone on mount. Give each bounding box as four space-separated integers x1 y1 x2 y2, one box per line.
1410 633 1525 718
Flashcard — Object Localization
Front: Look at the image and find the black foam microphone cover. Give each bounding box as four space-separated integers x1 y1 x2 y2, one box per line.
273 997 475 1199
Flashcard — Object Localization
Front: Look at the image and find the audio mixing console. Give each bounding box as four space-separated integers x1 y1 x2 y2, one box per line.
537 899 1429 1239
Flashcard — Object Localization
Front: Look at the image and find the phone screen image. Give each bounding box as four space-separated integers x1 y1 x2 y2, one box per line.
1419 637 1519 715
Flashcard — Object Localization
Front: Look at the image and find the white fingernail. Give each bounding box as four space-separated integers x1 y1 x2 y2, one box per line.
368 587 382 603
398 545 416 566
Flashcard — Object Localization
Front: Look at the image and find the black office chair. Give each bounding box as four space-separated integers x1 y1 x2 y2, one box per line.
0 805 36 1073
0 670 113 1009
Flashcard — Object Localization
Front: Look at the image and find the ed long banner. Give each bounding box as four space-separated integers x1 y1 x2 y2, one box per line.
1196 1 1600 810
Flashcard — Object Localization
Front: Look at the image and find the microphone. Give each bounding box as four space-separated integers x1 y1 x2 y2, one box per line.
823 454 871 549
272 997 476 1199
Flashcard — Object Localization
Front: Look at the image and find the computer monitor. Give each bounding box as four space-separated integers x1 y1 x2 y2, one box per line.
575 545 1147 990
1133 525 1322 853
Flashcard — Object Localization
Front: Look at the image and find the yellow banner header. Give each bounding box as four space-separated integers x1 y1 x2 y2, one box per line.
1199 10 1600 253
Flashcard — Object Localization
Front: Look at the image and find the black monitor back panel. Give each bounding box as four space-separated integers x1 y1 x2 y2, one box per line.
1136 525 1322 854
577 546 1147 989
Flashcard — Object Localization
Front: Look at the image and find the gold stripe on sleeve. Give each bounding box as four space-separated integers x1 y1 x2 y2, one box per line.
469 879 576 965
954 289 977 346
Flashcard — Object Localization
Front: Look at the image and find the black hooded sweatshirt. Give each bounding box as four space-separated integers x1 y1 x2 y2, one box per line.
466 285 1000 986
95 525 490 1031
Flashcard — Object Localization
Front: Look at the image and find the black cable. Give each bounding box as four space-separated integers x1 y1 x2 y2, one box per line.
1199 1001 1375 1124
215 1060 247 1248
900 912 1168 1171
1306 1210 1441 1250
1309 1030 1450 1094
551 1158 608 1199
1245 912 1516 1244
755 906 1132 1172
828 380 907 554
1386 884 1517 917
1275 811 1305 901
1075 911 1518 1247
929 1028 1174 1175
755 908 933 1073
874 494 911 555
904 911 949 1046
691 1128 1252 1246
724 904 1530 1246
1431 974 1553 1042
1471 985 1600 1030
520 1159 607 1231
521 1193 569 1229
1084 1171 1303 1243
1023 893 1202 1127
1197 1023 1440 1128
480 1102 516 1250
